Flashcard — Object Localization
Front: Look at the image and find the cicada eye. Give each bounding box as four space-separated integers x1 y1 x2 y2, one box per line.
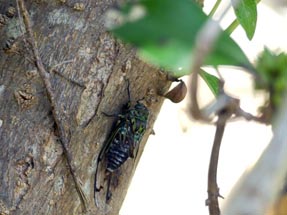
135 103 146 110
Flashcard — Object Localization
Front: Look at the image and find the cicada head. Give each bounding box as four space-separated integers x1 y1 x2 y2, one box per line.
134 102 149 120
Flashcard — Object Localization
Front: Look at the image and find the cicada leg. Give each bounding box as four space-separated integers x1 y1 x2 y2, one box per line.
106 172 113 202
94 162 112 214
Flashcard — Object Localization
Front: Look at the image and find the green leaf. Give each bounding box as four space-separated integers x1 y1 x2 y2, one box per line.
232 0 257 40
112 0 251 77
199 70 220 96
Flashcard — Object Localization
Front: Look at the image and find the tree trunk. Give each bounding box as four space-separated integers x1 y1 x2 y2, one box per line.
0 1 170 214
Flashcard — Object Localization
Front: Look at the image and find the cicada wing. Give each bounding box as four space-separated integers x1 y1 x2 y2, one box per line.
95 121 124 205
98 120 125 161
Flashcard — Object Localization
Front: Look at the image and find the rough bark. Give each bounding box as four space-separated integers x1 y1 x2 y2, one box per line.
0 1 170 214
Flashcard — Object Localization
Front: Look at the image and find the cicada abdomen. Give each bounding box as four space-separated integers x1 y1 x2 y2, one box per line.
106 123 133 172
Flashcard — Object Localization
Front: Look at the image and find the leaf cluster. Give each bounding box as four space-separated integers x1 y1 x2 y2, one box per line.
109 0 258 95
256 48 287 113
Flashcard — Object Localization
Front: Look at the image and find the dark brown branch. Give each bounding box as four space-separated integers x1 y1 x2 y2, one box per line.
206 113 228 215
17 0 88 211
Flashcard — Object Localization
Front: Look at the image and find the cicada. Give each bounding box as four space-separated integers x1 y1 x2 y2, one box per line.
94 81 149 207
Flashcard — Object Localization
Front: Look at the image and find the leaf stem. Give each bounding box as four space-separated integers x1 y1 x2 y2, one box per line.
225 19 239 35
225 0 262 35
209 0 222 17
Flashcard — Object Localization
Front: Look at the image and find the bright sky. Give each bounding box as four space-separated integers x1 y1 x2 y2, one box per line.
121 2 287 215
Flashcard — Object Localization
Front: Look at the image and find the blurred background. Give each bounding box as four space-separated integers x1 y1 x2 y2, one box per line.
121 1 287 214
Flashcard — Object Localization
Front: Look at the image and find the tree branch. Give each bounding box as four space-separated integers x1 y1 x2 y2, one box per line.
188 19 221 122
222 93 287 215
17 0 88 211
188 1 234 122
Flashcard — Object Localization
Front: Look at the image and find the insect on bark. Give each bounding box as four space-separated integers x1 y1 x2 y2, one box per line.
94 80 149 208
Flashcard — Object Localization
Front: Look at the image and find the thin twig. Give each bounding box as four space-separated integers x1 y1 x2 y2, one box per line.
51 59 75 70
235 107 266 123
17 0 88 211
51 69 86 88
207 114 228 215
50 60 86 88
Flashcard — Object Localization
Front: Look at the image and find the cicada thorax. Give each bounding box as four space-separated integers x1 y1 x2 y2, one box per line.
127 103 149 133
